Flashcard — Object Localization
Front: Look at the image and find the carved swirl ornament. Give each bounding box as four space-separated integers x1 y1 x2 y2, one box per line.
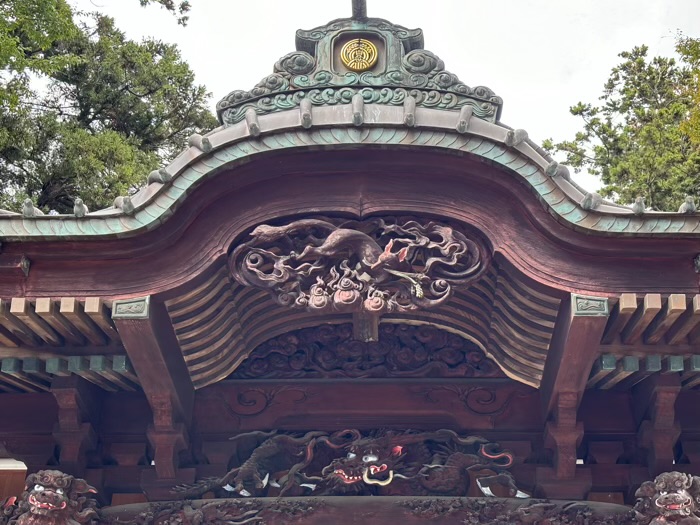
229 217 485 314
215 16 502 125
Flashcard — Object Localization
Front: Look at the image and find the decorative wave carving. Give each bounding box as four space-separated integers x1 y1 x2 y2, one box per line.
219 86 497 125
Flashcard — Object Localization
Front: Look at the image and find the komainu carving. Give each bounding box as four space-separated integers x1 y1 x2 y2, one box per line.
173 429 518 499
229 217 485 314
635 472 700 525
231 324 503 379
2 470 98 525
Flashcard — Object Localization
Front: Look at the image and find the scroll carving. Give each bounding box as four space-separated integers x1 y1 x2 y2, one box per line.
231 324 504 379
414 386 531 423
229 217 486 315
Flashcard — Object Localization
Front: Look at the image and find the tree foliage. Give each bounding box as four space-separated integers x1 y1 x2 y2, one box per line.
0 1 216 213
140 0 191 26
678 36 700 146
544 44 700 211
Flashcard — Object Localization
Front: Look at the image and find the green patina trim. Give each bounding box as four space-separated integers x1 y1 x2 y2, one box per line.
0 126 698 240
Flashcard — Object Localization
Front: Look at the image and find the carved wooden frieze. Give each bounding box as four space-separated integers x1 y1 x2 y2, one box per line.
173 429 519 499
229 217 486 315
230 324 504 379
101 497 636 525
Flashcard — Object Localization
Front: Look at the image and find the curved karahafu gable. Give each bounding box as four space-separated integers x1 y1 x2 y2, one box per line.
0 112 698 241
0 6 698 241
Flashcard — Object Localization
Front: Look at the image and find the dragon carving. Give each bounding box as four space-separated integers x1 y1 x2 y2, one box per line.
1 470 98 525
634 472 700 525
174 429 521 499
229 217 485 314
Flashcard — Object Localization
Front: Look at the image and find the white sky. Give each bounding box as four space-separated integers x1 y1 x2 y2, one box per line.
69 0 700 192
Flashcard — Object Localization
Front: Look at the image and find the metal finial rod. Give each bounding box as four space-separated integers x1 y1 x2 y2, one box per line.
352 0 367 19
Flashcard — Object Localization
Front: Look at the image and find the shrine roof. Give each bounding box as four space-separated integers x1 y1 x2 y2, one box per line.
0 3 698 241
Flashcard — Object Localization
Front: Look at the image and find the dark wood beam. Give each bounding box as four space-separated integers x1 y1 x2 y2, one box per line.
112 296 193 480
541 293 610 417
538 294 609 499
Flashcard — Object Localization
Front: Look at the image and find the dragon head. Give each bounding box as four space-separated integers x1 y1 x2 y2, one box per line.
326 435 405 488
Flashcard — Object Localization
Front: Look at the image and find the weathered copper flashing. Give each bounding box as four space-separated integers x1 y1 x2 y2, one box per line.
0 106 699 241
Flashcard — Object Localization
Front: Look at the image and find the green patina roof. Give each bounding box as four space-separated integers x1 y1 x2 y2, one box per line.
0 4 698 241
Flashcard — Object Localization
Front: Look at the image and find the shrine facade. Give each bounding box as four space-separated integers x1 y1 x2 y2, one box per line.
0 1 699 524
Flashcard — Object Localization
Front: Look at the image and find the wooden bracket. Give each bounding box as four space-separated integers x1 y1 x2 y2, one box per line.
541 293 610 417
633 374 681 474
544 391 584 479
113 296 194 481
51 376 102 475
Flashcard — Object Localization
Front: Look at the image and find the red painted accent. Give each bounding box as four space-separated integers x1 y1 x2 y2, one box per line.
479 444 513 467
392 446 403 456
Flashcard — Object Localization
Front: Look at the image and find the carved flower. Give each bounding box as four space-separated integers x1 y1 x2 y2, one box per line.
274 51 316 76
403 50 444 74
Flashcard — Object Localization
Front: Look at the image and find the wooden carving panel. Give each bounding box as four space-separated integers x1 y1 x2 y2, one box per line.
230 323 504 380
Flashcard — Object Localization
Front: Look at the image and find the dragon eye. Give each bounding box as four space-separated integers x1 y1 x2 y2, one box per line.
661 491 668 495
55 488 64 495
363 454 379 463
347 452 356 459
34 485 44 492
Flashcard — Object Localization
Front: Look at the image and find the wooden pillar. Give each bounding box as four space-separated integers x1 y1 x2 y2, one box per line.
537 293 609 499
112 296 195 497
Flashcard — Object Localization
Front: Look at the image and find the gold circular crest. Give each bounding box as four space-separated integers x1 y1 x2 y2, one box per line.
340 38 379 72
